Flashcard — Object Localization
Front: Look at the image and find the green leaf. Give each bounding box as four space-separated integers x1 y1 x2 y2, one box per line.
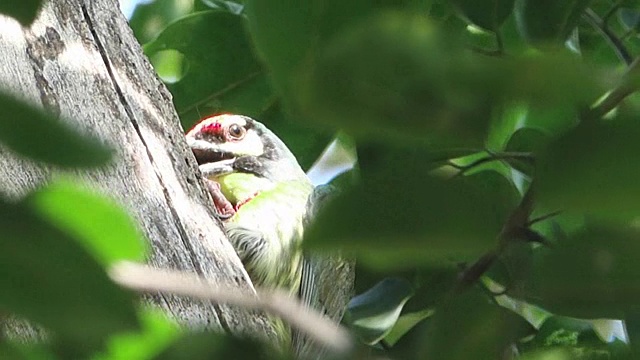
0 0 43 26
536 119 640 221
155 332 270 360
129 0 194 44
0 92 112 168
503 127 550 175
93 308 180 360
299 11 495 147
344 278 414 345
25 180 148 266
451 0 516 32
518 349 572 360
145 10 329 169
383 308 433 346
0 342 57 360
144 11 264 128
514 0 594 45
422 289 536 359
486 102 529 151
306 147 520 268
526 225 640 318
619 8 640 31
0 199 139 352
532 316 606 348
245 0 428 113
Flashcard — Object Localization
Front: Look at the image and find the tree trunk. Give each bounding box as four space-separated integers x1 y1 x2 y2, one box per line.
0 0 273 340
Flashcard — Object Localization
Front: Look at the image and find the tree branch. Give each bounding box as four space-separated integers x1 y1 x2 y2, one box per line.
587 56 640 119
109 261 354 356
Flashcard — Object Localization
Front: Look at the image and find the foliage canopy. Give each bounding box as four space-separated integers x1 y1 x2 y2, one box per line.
3 0 640 359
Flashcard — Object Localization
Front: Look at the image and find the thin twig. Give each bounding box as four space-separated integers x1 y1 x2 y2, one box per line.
450 152 535 177
583 8 633 65
527 210 562 226
602 0 624 25
109 261 353 355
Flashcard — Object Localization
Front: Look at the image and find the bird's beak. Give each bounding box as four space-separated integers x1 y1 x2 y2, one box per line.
188 139 236 178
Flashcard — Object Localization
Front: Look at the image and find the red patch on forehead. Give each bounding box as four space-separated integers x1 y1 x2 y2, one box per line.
201 121 223 135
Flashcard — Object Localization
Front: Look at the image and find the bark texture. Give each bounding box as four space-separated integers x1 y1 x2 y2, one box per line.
0 0 273 340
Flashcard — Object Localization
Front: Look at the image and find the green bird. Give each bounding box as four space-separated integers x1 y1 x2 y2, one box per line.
186 114 354 354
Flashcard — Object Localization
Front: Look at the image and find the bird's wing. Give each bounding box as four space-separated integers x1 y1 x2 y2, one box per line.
294 185 356 359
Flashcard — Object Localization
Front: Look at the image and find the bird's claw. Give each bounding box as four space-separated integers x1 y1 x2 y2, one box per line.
204 178 236 220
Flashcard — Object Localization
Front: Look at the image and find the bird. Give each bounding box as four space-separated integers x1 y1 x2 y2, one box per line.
185 114 354 355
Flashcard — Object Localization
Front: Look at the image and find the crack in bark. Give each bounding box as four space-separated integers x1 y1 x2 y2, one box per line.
77 0 233 334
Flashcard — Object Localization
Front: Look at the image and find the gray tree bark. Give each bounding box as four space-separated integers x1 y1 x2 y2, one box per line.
0 0 273 340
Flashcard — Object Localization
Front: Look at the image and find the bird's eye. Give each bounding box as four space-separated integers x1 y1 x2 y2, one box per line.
227 123 246 140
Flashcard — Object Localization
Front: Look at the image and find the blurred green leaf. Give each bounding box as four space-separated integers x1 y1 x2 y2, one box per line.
155 332 277 360
248 2 603 147
344 278 414 345
25 180 147 266
537 119 640 221
421 289 536 359
0 0 43 26
306 147 520 268
526 224 640 318
514 0 594 45
0 199 139 353
0 342 57 360
299 11 495 147
451 0 515 32
0 93 112 168
94 308 180 360
519 349 573 360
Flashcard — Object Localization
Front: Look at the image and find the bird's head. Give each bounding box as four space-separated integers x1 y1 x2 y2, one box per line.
186 114 307 182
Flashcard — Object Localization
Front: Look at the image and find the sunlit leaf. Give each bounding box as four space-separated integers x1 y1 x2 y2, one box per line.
344 278 414 344
25 180 148 266
0 199 139 352
94 308 180 360
383 308 433 346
